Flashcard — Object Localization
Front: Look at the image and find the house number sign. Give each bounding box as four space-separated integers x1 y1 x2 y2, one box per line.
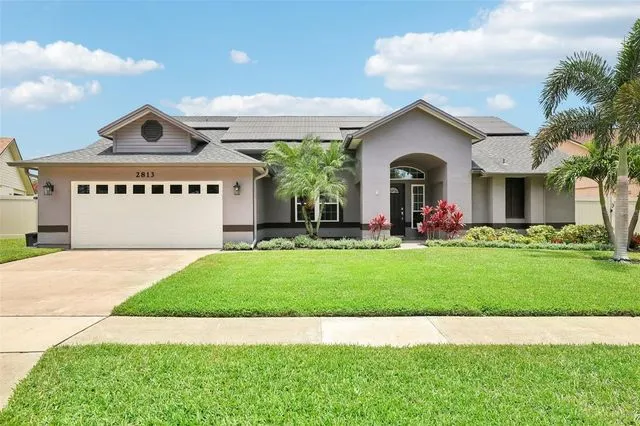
136 171 155 178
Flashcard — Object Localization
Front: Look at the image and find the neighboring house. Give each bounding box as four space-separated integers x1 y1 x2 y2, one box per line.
10 100 573 248
0 138 34 196
0 137 37 237
558 138 639 232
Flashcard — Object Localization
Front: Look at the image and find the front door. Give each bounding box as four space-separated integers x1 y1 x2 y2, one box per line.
390 183 405 236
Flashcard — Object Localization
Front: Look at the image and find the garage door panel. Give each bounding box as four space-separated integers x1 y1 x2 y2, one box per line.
71 182 223 248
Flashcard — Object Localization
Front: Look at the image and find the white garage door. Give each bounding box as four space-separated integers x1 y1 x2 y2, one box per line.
71 181 223 249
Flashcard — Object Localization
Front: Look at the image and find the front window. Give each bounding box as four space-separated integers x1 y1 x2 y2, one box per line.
390 166 425 180
411 184 425 228
505 178 525 219
295 196 339 222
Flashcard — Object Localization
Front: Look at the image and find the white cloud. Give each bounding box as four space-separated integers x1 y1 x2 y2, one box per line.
423 93 449 104
422 92 476 116
486 93 516 110
230 49 252 64
365 0 640 90
0 76 101 110
0 41 163 76
175 93 393 115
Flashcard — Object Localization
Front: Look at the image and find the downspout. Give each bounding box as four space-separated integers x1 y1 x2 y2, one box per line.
252 166 269 248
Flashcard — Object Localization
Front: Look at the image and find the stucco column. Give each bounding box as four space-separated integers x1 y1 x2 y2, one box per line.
489 176 506 225
445 166 473 224
525 176 545 224
360 162 390 239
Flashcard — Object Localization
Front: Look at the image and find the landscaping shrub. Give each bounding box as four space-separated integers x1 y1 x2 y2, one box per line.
496 227 518 237
368 214 391 240
222 241 253 251
464 226 497 241
425 239 611 251
631 233 640 250
497 233 531 244
556 224 609 244
293 236 402 249
526 225 557 242
256 238 295 250
417 200 464 239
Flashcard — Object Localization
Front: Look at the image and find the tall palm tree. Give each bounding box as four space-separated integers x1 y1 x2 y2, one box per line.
626 144 640 242
532 19 640 261
264 137 354 238
546 142 617 244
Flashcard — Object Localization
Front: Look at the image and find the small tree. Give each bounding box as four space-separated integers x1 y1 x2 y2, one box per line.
368 214 391 240
417 200 464 239
264 137 354 238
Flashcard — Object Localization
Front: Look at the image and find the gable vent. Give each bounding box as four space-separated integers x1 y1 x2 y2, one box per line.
141 120 163 142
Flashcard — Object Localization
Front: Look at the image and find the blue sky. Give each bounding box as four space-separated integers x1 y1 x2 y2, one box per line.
1 0 638 159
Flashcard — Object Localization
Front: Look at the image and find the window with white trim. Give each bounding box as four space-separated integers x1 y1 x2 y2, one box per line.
295 196 339 222
411 184 425 228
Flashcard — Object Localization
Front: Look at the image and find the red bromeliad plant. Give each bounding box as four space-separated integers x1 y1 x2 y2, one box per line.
368 214 391 240
417 200 464 239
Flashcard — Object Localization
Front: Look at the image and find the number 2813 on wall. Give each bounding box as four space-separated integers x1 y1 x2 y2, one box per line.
136 171 155 178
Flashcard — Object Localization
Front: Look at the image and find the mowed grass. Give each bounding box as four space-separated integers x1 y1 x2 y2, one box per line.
2 345 639 425
0 238 60 264
113 248 640 317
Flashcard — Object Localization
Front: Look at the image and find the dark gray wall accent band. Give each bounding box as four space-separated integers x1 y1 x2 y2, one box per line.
259 222 360 230
223 225 253 232
38 225 68 233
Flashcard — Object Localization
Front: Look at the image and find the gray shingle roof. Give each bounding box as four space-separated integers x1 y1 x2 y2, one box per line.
171 114 526 141
18 110 546 173
17 137 261 165
472 135 567 174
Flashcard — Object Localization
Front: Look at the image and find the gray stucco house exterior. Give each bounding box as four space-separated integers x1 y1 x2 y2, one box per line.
12 99 573 248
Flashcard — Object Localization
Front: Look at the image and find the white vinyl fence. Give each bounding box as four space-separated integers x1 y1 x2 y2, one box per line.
0 195 37 238
575 199 639 233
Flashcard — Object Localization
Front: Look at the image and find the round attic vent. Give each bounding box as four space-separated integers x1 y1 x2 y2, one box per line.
141 120 163 142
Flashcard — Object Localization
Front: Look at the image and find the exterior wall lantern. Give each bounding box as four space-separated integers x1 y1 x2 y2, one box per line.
233 181 241 195
43 181 55 196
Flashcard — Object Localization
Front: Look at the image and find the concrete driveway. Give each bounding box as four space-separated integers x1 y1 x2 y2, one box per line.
0 249 214 407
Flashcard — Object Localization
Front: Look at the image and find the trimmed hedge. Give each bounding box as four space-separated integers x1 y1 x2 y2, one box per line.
292 235 402 250
222 241 253 251
256 238 296 250
425 239 612 251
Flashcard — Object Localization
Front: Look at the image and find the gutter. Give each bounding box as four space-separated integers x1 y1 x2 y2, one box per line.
252 166 269 248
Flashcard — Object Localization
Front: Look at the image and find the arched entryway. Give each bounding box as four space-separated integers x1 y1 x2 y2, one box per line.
389 153 447 238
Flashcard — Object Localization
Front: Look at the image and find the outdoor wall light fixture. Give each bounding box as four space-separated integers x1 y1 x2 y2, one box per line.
43 181 55 196
233 181 241 195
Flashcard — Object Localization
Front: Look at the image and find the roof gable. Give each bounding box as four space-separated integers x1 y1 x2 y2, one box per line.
98 105 210 143
346 100 486 148
0 137 35 195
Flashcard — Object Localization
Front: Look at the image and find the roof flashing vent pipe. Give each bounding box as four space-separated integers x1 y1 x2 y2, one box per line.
252 166 269 248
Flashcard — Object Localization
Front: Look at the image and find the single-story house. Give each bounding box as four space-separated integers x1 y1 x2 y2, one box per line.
11 99 573 248
1 137 34 196
1 137 37 237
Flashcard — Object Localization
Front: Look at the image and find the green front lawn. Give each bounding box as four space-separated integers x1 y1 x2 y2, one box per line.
2 345 639 424
0 238 60 264
113 248 640 317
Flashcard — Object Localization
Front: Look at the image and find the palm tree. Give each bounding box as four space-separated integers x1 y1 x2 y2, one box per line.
532 19 640 261
546 142 617 244
626 144 640 243
264 136 354 238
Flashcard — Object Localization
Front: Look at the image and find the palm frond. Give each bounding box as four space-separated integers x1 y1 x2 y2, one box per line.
540 51 615 118
531 107 603 168
614 78 640 145
614 19 640 86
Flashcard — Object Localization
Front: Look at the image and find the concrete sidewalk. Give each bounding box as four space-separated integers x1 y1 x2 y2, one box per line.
63 316 640 346
3 315 640 407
